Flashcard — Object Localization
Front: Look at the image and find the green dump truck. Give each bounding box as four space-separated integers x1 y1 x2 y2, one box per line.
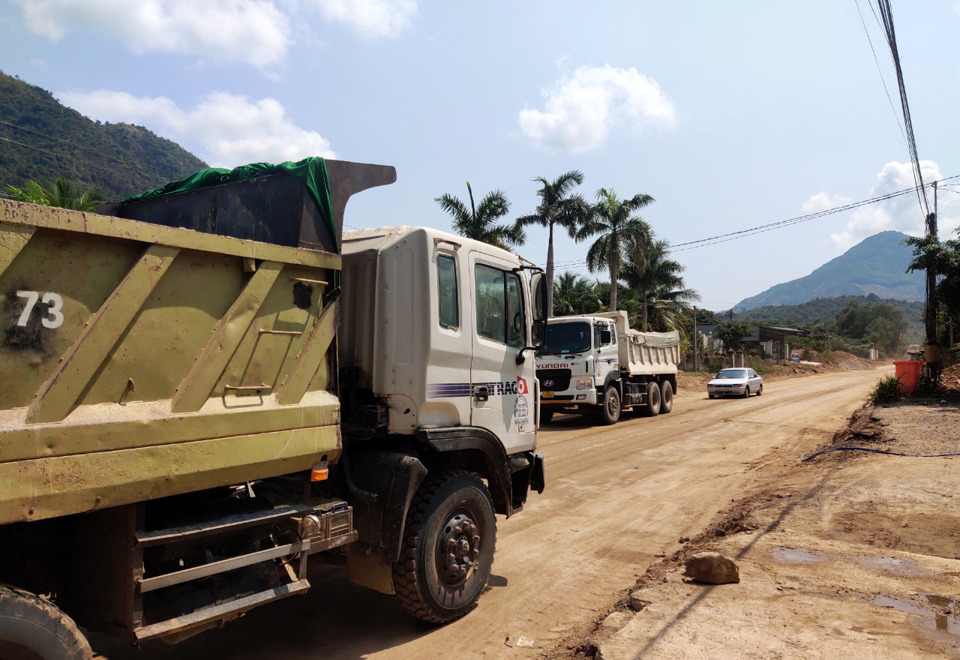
0 159 546 659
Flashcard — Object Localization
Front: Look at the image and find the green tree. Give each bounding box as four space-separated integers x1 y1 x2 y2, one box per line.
435 182 525 251
622 238 699 330
552 271 604 316
836 300 908 356
580 188 654 312
516 171 592 317
4 181 48 204
714 320 753 351
906 230 960 327
39 178 106 211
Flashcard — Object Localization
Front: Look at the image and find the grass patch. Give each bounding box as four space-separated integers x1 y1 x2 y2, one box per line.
871 375 901 403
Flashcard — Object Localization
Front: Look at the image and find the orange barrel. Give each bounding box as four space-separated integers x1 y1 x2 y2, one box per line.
893 360 921 395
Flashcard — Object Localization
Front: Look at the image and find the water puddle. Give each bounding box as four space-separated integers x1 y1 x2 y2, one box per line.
771 547 824 563
855 555 926 576
872 594 960 635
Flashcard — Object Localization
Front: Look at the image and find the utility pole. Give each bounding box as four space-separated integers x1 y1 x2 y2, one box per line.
925 182 938 344
693 306 699 371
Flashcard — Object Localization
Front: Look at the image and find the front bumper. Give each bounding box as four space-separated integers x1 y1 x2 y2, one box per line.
708 383 748 396
540 388 598 406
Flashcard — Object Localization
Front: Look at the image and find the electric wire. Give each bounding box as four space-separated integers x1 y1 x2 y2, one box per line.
853 0 909 150
544 176 959 271
875 0 930 217
0 135 154 186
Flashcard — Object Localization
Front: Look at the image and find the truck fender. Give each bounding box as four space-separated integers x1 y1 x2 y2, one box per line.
417 427 514 517
344 450 428 563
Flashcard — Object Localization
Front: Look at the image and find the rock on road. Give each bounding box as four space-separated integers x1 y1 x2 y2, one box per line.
107 367 886 660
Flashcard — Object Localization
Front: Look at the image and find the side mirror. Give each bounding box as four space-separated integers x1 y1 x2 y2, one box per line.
600 329 612 345
530 271 548 349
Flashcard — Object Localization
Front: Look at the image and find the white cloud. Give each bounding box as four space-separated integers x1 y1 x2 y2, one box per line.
826 161 958 251
309 0 416 39
57 90 336 167
518 65 676 153
802 192 851 214
15 0 291 69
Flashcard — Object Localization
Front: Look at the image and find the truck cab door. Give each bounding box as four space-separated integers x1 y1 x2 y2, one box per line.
469 253 536 456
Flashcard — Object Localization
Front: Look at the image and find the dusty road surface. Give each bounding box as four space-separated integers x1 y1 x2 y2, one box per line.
102 367 887 660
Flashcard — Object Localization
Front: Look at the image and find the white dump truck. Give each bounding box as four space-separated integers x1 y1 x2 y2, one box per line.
0 160 546 659
536 311 679 424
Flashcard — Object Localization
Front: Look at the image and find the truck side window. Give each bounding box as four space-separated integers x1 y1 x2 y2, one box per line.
438 254 459 329
476 264 506 344
475 264 525 349
506 272 525 350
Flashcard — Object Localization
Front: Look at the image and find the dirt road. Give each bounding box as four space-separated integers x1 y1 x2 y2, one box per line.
106 367 887 660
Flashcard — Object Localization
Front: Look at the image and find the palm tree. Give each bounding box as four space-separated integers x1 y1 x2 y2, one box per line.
622 239 699 331
553 271 604 316
516 171 592 316
40 178 106 212
435 182 525 251
580 188 654 311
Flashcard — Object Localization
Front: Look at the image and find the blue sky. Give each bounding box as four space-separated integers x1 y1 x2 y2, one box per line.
1 0 958 310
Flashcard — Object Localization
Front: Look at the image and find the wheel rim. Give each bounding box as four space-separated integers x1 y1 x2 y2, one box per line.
436 508 482 587
607 391 620 419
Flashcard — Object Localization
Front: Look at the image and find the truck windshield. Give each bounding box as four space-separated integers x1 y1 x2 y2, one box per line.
537 322 592 355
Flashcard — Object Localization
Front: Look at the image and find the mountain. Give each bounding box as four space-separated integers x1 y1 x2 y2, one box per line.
0 71 206 199
733 295 925 345
735 231 924 310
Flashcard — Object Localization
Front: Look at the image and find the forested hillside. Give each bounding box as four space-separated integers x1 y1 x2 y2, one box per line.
0 71 206 199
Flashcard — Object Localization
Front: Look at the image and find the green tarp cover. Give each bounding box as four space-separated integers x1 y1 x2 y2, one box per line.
123 157 335 243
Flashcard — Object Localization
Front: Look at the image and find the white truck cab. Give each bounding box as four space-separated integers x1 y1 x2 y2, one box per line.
536 311 679 425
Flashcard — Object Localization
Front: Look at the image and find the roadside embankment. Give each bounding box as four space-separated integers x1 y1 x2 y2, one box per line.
564 399 960 659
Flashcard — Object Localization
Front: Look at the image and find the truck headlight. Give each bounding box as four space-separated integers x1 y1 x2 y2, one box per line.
576 378 593 390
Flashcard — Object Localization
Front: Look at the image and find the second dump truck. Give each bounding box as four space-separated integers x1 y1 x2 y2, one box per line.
0 158 546 659
536 311 679 424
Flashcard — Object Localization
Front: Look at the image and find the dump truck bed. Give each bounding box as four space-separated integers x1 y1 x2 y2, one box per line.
587 311 679 376
0 199 341 525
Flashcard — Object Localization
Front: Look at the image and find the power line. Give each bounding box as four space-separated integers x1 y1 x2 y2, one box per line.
0 135 153 186
875 0 930 217
544 175 959 270
0 118 145 172
853 0 909 149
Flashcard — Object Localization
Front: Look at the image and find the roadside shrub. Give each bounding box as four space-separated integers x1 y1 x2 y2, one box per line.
871 375 901 403
747 355 775 375
916 371 937 397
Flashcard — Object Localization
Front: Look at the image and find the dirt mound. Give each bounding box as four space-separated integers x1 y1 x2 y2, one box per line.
829 350 875 371
941 363 960 391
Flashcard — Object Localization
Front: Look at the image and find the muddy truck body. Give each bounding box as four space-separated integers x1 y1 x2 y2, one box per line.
0 159 546 659
536 311 679 425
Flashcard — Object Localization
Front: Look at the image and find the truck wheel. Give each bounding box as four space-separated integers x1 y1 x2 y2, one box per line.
540 409 554 424
0 586 93 660
660 381 674 414
643 382 661 416
392 471 496 624
598 385 621 425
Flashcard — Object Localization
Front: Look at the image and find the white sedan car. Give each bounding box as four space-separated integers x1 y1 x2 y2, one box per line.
707 368 763 398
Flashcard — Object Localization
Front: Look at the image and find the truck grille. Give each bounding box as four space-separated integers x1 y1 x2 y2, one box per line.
537 368 572 391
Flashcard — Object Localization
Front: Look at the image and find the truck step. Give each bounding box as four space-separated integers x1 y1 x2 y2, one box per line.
134 579 310 642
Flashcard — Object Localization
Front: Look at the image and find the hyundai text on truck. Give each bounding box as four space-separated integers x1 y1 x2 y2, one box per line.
536 311 679 424
0 158 546 659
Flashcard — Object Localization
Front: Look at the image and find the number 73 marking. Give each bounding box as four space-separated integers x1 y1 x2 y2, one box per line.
16 291 65 329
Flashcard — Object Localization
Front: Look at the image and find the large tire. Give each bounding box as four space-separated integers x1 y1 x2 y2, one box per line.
660 381 674 414
598 385 621 425
392 471 496 624
0 586 93 660
643 381 661 416
540 409 554 425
